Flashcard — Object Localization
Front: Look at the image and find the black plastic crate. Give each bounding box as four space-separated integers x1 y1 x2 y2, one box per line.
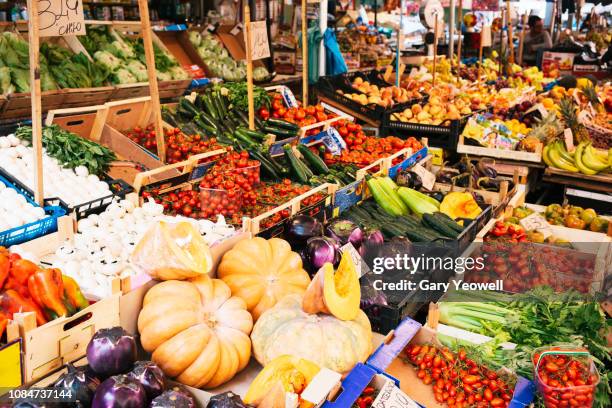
380 110 474 150
317 71 423 123
0 167 132 220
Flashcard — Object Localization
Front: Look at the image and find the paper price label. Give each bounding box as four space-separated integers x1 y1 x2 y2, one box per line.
340 243 370 278
411 164 436 190
564 128 575 152
230 23 243 36
322 128 347 156
519 212 553 238
206 23 218 33
372 379 420 408
38 0 86 37
281 86 299 108
246 21 270 60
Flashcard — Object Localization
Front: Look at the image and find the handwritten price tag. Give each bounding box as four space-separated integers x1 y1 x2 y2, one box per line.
411 164 436 190
38 0 86 37
519 212 553 238
372 379 420 408
246 20 270 60
564 128 575 152
340 243 370 278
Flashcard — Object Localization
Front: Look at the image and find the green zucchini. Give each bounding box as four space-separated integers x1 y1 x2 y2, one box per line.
297 144 329 175
422 213 460 238
267 118 300 131
237 127 268 141
283 145 309 184
433 212 464 232
263 125 298 138
249 149 281 180
377 177 408 215
203 94 218 120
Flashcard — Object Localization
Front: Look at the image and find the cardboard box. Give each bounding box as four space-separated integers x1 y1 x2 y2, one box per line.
274 49 297 75
367 318 536 408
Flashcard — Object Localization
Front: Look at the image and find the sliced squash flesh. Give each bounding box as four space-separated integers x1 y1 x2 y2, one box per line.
323 251 360 321
244 355 320 405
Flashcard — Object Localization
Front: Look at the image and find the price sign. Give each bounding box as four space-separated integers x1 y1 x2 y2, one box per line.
321 128 347 156
340 243 370 278
481 25 492 47
372 379 420 408
280 86 299 108
519 212 553 238
411 164 436 190
246 20 270 60
564 128 575 152
38 0 86 37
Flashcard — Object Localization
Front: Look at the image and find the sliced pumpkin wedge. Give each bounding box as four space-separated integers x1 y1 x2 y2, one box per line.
302 251 361 321
244 355 320 406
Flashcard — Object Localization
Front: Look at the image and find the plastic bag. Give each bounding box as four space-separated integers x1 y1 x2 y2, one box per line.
130 221 212 281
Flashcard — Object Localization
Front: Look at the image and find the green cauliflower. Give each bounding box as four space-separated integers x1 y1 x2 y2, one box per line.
126 59 148 82
253 66 270 82
109 31 135 59
156 70 173 81
111 68 137 84
169 66 189 80
189 31 202 47
94 51 122 71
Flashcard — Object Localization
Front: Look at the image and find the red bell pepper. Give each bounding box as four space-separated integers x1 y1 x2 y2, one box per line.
0 289 48 326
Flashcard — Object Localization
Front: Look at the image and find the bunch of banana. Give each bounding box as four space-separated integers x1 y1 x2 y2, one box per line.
543 140 612 175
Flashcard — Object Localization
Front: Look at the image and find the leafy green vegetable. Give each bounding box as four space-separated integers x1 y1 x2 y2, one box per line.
216 82 270 111
14 125 116 175
439 287 611 407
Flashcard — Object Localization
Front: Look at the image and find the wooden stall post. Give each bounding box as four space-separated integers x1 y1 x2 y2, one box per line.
507 0 515 64
518 14 528 65
26 0 43 205
245 4 255 130
302 0 308 106
432 16 440 87
456 0 463 67
138 0 166 162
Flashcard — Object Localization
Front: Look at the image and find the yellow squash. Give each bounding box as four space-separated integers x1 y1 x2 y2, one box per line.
440 192 482 219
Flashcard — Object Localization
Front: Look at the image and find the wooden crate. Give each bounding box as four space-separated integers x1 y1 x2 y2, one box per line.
2 90 66 120
110 83 151 101
472 211 611 294
45 100 172 187
243 183 338 236
4 217 121 384
155 29 208 78
157 78 192 99
456 133 543 163
62 87 114 108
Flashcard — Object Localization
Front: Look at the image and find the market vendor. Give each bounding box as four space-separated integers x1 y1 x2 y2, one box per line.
523 16 552 66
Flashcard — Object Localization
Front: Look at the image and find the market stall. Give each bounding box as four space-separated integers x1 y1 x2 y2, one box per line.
0 1 610 408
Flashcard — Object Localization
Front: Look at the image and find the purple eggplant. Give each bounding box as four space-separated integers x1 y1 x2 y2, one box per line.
54 363 100 407
304 236 339 273
126 361 165 401
325 219 363 249
285 215 323 248
150 385 195 408
92 375 146 408
359 229 384 261
207 392 250 408
86 327 136 378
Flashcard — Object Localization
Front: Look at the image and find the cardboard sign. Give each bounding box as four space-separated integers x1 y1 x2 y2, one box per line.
481 25 492 47
564 128 575 152
519 212 553 238
341 242 370 278
38 0 86 37
280 86 299 108
411 164 436 190
372 378 421 408
246 20 271 60
321 128 347 156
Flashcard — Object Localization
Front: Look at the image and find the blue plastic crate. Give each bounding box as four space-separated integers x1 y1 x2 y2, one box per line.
0 174 66 247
